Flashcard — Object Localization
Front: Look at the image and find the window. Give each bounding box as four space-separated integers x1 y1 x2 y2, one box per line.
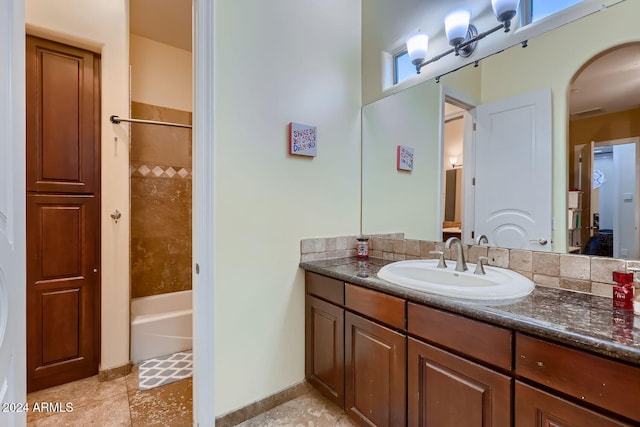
521 0 584 26
393 51 415 85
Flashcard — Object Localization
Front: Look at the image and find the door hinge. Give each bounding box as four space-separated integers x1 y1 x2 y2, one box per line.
473 122 477 131
471 231 475 239
472 177 476 185
195 263 200 275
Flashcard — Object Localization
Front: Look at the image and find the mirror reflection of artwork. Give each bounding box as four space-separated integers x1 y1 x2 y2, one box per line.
396 145 414 171
593 168 605 189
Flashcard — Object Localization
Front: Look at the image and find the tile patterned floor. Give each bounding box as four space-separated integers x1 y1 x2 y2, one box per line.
26 369 353 426
27 365 192 426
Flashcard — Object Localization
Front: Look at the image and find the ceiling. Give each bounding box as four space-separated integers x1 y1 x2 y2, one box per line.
129 0 640 118
130 0 192 51
570 43 640 118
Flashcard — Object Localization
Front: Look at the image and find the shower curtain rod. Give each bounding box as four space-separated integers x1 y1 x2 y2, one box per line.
110 115 192 129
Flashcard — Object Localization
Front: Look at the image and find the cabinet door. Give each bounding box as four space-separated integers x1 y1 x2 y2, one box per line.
26 36 99 194
345 312 406 427
515 381 631 427
26 194 100 391
408 337 511 427
305 295 344 408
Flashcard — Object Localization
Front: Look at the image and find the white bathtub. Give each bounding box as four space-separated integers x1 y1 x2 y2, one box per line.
131 290 193 363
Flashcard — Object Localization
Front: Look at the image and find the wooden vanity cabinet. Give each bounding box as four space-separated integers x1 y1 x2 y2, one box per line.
515 333 640 425
304 270 640 426
407 303 512 427
305 272 345 408
344 283 407 426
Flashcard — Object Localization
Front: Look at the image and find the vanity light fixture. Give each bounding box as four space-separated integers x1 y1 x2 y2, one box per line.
407 0 520 74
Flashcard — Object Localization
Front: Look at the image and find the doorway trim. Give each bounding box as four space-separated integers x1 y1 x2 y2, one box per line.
192 1 216 425
439 85 477 245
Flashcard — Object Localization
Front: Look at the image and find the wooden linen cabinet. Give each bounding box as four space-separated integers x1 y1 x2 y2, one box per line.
25 35 101 392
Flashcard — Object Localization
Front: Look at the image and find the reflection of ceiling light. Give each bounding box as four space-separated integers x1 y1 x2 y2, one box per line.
449 156 462 168
407 0 521 74
594 149 602 153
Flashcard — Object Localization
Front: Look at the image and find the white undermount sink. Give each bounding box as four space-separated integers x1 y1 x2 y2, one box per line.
377 259 534 300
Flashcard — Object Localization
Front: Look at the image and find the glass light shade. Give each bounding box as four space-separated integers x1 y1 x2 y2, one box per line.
491 0 519 22
445 9 471 46
406 32 429 65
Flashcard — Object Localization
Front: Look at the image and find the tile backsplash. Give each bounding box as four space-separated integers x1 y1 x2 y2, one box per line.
300 234 640 298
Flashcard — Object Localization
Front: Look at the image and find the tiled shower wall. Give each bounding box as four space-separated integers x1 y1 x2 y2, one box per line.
300 234 640 298
130 101 192 298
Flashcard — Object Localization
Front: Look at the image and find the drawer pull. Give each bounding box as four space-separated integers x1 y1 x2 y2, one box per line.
536 361 544 368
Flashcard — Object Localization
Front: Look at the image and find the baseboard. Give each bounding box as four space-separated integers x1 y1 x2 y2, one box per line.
215 380 313 427
98 362 132 382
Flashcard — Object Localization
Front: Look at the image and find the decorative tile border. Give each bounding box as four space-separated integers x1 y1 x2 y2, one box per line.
130 163 192 179
300 234 640 298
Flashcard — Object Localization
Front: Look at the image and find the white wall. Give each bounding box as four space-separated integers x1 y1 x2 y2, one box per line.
130 34 192 111
213 0 362 416
26 0 131 372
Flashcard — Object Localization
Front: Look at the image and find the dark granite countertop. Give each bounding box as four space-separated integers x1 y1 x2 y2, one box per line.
300 257 640 367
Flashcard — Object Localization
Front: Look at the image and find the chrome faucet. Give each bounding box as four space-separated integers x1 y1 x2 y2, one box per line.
474 256 489 275
445 237 468 272
475 234 489 246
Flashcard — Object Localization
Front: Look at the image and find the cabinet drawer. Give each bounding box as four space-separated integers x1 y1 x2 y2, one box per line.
305 271 344 305
516 333 640 423
515 381 631 427
345 284 405 330
407 303 512 371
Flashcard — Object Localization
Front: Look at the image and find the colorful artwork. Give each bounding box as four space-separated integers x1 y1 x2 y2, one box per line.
289 122 317 157
397 145 414 171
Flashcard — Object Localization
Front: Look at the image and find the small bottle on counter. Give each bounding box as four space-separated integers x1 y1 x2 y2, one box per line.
356 236 369 259
612 271 634 310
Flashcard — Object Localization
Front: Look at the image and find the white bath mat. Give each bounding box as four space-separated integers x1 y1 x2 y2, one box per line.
138 350 193 391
